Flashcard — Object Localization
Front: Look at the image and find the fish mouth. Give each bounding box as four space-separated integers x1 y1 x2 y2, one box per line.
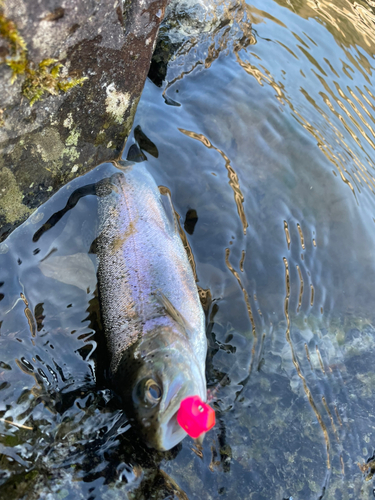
158 385 206 450
159 411 187 451
156 362 206 451
157 376 192 450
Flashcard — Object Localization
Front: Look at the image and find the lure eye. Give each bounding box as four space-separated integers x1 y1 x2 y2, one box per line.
145 379 162 404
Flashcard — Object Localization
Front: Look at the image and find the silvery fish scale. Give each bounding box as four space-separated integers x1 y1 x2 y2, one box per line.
97 161 207 450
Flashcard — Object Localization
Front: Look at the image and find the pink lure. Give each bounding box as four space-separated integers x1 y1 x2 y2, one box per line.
177 395 215 438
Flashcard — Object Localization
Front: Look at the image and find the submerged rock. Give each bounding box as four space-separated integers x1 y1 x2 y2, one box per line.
148 0 253 88
0 0 168 241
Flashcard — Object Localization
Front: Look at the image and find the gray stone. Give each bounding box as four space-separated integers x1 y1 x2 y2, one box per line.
0 0 168 241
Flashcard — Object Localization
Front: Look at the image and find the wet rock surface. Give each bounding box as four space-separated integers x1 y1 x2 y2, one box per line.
0 0 168 241
148 0 252 89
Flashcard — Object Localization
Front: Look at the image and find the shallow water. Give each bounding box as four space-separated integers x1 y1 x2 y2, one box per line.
2 0 375 498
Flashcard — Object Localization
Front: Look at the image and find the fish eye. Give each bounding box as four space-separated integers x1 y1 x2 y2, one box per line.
144 378 162 405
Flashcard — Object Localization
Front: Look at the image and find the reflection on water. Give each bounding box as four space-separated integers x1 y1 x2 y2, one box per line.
244 0 375 204
179 128 249 235
2 0 375 498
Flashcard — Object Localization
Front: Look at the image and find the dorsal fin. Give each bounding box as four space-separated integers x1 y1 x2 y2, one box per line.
159 186 178 235
154 290 192 336
113 160 135 172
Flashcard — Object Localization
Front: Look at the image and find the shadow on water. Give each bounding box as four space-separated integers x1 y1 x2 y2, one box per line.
2 0 375 498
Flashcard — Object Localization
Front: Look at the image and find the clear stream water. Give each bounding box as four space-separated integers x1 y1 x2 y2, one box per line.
1 0 375 498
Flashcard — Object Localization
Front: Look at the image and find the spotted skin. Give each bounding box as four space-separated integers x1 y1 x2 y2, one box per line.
97 161 207 451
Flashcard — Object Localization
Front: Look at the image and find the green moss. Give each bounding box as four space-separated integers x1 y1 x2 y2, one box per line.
0 5 88 106
0 469 40 500
0 3 27 85
33 127 65 163
65 127 80 147
62 127 81 161
22 59 88 106
63 145 80 162
94 130 107 147
0 167 32 223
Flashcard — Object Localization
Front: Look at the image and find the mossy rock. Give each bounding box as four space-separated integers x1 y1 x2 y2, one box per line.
0 0 168 241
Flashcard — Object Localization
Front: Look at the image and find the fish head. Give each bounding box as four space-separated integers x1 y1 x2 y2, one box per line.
116 327 206 451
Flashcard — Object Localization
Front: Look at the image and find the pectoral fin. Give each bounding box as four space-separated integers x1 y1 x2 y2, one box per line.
39 253 97 293
155 290 192 336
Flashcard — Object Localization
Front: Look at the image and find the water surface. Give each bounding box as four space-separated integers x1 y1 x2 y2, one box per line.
2 0 375 498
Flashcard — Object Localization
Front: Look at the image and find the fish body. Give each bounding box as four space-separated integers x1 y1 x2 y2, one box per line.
97 161 207 450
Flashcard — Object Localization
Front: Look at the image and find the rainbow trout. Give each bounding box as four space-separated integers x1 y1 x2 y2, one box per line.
97 161 207 450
